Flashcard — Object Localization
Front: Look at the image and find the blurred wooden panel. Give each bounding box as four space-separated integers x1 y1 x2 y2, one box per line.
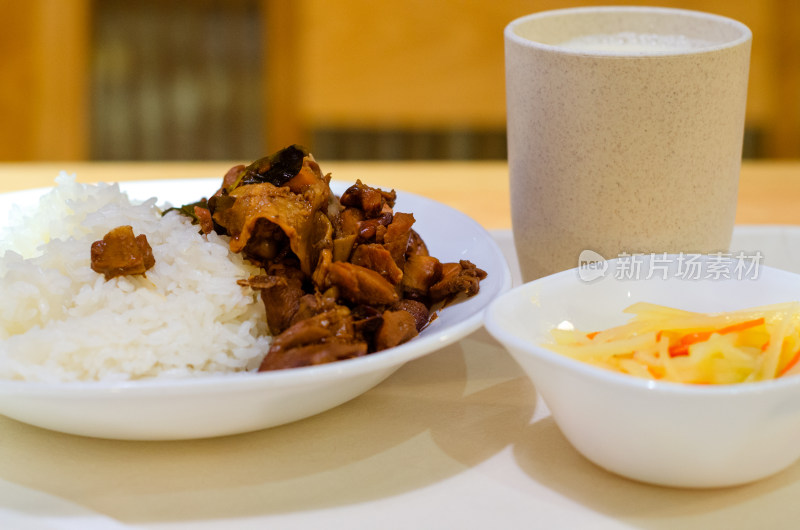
696 0 783 156
0 1 794 161
264 0 799 158
262 1 302 149
773 1 800 158
0 0 90 161
91 0 264 161
266 0 514 145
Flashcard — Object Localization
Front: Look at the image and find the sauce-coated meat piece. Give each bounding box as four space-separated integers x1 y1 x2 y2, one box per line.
392 299 430 332
326 261 399 305
382 212 415 266
289 292 339 327
238 263 305 335
429 260 488 303
267 307 353 353
350 244 403 285
259 306 368 370
402 254 443 299
357 212 393 243
212 158 332 276
406 229 429 257
260 341 368 370
213 184 316 274
374 309 418 350
90 225 155 281
340 179 396 217
193 205 214 235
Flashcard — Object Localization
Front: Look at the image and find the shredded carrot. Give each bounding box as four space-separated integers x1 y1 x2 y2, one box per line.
668 344 690 357
668 318 765 358
717 318 766 335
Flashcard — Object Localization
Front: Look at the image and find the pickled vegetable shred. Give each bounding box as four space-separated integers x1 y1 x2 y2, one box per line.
546 302 800 384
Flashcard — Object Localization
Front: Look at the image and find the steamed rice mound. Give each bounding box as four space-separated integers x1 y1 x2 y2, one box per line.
0 173 271 382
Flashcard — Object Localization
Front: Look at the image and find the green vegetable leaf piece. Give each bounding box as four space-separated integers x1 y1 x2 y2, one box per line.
235 144 309 189
162 198 209 223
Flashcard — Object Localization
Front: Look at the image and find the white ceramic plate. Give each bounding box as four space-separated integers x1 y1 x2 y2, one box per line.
0 178 511 440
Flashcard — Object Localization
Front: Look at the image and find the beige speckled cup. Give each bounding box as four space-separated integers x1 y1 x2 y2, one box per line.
505 7 751 281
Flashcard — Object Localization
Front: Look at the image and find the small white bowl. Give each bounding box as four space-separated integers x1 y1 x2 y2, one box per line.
484 254 800 488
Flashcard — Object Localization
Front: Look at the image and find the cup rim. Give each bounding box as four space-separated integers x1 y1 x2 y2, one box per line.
505 6 752 56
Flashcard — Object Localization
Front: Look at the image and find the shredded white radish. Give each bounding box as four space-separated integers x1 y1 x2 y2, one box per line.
545 302 800 384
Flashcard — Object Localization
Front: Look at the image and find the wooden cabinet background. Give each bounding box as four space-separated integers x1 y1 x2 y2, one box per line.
0 0 797 160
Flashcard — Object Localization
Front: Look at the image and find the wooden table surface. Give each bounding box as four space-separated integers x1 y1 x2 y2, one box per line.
2 159 800 530
1 159 798 229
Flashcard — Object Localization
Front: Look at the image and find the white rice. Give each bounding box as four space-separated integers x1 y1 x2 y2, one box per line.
0 173 271 382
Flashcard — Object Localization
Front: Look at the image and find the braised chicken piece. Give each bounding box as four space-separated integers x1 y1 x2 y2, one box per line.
406 229 429 257
392 299 430 332
332 234 357 262
402 255 443 300
309 211 334 288
355 211 393 243
337 207 364 237
237 263 305 335
259 306 368 370
213 182 329 275
90 225 155 281
240 218 290 262
326 261 399 306
374 309 419 350
170 145 487 370
289 291 340 327
350 244 403 285
339 179 396 217
260 341 368 370
429 260 488 303
382 212 415 266
193 205 215 235
267 306 354 353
